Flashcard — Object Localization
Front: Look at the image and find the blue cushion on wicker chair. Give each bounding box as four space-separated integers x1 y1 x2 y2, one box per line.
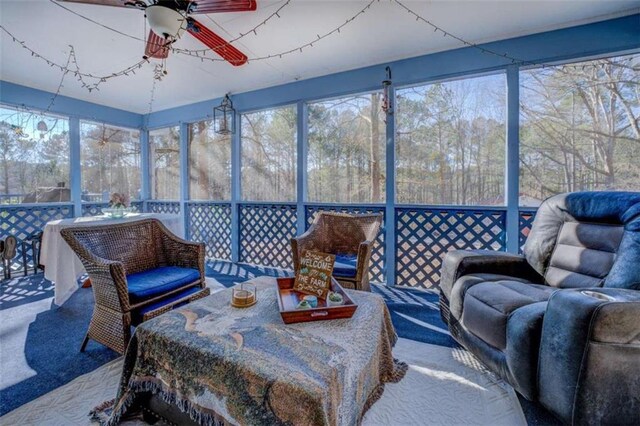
128 266 200 302
333 254 358 278
133 286 204 324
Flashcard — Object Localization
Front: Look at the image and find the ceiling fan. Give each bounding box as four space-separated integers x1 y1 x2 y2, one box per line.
57 0 256 66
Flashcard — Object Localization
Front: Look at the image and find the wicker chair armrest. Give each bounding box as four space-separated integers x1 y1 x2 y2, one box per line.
355 240 374 282
291 224 323 273
91 261 132 312
294 226 322 250
158 225 205 281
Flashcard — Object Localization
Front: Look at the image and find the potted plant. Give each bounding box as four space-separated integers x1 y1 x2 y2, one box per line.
327 291 344 307
103 192 131 218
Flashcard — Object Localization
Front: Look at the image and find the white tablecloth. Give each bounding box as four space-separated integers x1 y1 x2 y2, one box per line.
41 213 184 306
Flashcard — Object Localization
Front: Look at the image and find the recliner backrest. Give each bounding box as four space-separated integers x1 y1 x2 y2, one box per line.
545 221 623 288
523 192 640 290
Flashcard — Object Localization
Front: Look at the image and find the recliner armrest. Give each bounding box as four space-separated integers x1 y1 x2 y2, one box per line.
538 288 640 425
440 250 540 299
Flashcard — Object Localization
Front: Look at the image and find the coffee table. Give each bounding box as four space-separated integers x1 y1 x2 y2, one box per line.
93 276 406 426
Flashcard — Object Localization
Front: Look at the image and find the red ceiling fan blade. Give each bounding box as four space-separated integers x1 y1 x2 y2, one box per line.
56 0 146 8
144 30 169 59
188 0 256 14
187 19 247 66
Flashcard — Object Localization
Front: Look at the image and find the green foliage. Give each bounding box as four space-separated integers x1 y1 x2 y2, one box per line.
189 121 232 201
519 54 640 205
80 121 141 200
3 54 637 209
150 126 180 200
0 108 70 200
241 106 297 201
396 74 506 205
308 93 385 203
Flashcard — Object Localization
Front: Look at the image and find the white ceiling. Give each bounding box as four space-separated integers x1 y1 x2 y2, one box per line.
1 0 638 114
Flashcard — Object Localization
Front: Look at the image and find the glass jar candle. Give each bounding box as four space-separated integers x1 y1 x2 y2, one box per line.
231 283 257 308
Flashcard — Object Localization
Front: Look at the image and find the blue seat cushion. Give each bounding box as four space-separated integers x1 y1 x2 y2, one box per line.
127 266 201 303
332 254 358 278
133 286 204 324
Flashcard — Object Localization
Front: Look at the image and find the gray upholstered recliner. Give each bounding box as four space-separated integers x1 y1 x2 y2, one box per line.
440 192 640 425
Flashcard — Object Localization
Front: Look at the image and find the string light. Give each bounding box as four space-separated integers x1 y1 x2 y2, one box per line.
392 0 541 67
44 49 73 113
46 0 370 62
139 65 160 131
175 0 292 55
1 0 375 93
174 0 377 63
3 0 627 103
49 0 144 42
49 0 292 55
0 25 148 92
152 62 167 80
391 0 636 71
148 73 158 114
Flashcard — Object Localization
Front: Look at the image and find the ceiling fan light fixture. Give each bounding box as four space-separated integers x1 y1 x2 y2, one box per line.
146 5 186 39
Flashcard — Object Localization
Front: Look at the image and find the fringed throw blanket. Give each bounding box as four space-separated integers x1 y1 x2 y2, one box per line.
92 276 407 426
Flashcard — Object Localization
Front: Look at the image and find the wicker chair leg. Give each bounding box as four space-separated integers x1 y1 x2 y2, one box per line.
120 323 132 356
86 305 132 355
360 274 371 292
80 334 90 352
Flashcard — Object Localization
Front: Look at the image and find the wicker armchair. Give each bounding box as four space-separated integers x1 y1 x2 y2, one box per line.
291 212 382 292
61 219 210 354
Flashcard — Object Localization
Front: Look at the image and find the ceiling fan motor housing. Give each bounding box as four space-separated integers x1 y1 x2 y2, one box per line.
146 5 186 39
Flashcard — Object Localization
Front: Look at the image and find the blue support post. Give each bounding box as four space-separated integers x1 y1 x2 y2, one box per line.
296 102 308 235
505 66 520 253
385 84 396 286
179 122 190 238
69 117 82 217
140 129 150 202
231 112 241 263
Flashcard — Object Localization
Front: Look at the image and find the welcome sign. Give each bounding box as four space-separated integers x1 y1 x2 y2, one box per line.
294 250 336 299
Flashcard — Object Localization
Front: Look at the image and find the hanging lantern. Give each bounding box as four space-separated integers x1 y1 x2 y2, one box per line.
381 66 393 117
213 94 235 135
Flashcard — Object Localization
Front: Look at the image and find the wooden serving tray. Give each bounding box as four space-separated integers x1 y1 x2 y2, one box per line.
276 277 358 324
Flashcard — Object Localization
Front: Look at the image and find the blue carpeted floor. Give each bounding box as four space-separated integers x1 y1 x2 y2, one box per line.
0 274 119 416
0 261 556 424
